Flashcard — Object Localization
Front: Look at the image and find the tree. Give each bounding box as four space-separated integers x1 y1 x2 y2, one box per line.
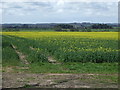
91 24 113 29
22 24 28 28
54 24 74 32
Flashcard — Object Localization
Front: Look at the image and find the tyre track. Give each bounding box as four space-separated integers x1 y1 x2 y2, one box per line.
11 44 29 65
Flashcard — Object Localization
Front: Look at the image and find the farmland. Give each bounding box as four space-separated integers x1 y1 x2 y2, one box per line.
2 32 118 88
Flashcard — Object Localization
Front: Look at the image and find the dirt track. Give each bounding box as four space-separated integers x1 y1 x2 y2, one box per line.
2 72 118 88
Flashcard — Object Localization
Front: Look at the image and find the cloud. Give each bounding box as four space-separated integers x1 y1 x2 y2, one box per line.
1 0 119 2
1 1 118 23
64 2 118 17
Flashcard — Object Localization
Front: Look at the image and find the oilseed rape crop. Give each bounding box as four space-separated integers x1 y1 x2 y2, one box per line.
2 32 118 63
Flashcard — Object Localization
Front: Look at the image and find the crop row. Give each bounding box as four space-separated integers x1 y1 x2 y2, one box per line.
2 32 119 63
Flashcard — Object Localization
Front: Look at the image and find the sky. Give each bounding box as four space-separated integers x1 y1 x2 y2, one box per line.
0 0 119 24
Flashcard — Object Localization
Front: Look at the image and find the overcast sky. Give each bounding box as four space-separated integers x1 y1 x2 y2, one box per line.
1 1 118 24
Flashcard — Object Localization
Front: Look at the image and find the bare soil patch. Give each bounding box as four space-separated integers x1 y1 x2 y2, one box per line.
2 72 118 88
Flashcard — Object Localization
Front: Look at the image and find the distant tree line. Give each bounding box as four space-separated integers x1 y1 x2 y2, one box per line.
2 24 54 29
54 24 77 32
55 24 74 29
2 26 20 31
91 24 113 29
2 23 115 32
54 24 92 32
54 24 114 32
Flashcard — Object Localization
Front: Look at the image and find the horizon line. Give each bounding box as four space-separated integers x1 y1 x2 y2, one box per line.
0 22 118 24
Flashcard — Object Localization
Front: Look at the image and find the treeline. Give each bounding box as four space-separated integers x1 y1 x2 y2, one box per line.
2 23 117 32
91 24 113 29
54 24 115 32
